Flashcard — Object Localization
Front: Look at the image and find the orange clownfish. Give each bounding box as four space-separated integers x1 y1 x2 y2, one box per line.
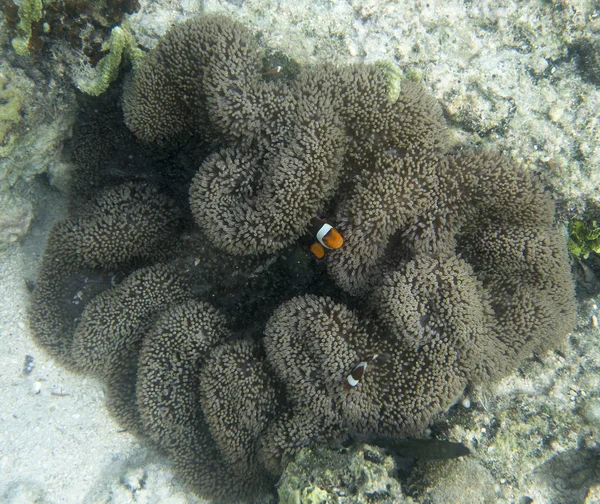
308 216 343 260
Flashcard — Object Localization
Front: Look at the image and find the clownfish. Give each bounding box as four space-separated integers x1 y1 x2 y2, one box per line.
344 354 385 391
308 216 344 260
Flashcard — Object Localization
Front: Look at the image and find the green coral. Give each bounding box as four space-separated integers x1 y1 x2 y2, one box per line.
375 60 403 103
568 219 600 259
75 24 144 96
10 0 43 55
0 69 30 158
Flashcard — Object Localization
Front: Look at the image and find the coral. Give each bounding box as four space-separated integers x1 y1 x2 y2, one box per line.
4 0 140 57
0 68 31 157
408 458 498 503
9 0 42 55
569 219 600 259
278 445 404 504
375 60 403 103
74 24 145 96
30 14 577 503
0 63 75 193
2 0 141 97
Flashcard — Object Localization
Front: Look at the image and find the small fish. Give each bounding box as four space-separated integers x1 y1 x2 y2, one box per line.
344 354 386 390
262 65 283 77
349 433 471 460
22 354 34 375
307 216 343 260
345 361 368 389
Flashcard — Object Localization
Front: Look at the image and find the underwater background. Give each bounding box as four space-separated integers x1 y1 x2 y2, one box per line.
0 0 599 502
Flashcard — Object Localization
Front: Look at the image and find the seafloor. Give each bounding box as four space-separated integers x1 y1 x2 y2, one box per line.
1 0 599 502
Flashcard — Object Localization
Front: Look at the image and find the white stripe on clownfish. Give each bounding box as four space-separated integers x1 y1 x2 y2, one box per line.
344 354 381 391
316 223 334 248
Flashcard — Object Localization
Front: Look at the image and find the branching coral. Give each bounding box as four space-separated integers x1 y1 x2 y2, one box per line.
29 14 577 503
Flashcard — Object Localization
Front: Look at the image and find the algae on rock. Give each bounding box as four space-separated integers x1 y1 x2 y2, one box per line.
278 445 406 504
0 68 32 159
10 0 43 55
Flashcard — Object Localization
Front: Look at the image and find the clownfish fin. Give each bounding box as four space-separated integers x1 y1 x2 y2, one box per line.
310 242 325 259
